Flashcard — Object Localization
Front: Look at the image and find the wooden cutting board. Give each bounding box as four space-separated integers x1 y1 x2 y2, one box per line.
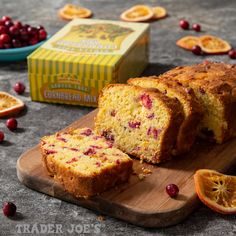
17 109 236 228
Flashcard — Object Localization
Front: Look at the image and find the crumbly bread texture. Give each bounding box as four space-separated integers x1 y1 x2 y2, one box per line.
128 77 203 155
160 61 236 143
95 84 184 164
40 128 133 197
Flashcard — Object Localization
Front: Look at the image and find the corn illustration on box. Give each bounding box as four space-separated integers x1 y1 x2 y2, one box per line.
28 19 150 107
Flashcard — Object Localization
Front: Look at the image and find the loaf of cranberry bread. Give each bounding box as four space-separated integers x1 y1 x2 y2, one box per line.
128 77 203 155
95 84 184 164
161 62 236 143
40 128 133 198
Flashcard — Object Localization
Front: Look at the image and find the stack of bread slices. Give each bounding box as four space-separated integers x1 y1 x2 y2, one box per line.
41 61 236 197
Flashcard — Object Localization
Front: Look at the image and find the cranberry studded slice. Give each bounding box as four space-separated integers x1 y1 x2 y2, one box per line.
128 121 141 129
2 202 17 217
140 93 152 109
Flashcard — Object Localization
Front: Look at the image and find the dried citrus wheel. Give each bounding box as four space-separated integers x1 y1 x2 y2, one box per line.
176 36 200 50
199 35 231 54
194 169 236 214
152 6 167 20
58 4 92 20
0 92 24 117
120 5 154 22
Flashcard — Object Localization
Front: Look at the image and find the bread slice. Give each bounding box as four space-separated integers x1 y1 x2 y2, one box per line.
161 62 236 143
128 77 203 154
95 84 184 163
40 128 133 198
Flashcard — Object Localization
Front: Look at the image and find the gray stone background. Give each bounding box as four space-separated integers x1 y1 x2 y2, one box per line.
0 0 236 235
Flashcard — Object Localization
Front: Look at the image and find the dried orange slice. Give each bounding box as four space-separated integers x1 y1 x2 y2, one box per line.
152 6 167 20
58 4 92 20
194 169 236 214
0 92 24 117
176 36 200 50
120 5 154 22
199 35 231 54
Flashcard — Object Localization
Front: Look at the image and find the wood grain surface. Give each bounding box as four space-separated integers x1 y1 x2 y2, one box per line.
17 109 236 228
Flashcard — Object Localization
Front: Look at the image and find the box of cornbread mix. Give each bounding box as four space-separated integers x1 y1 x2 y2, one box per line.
27 19 150 107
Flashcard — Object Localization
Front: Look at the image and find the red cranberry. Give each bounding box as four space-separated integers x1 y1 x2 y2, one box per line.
192 45 202 55
37 25 45 30
0 131 4 143
0 33 11 43
6 118 18 131
29 37 39 45
0 42 4 49
38 29 47 41
27 26 37 35
4 20 13 28
179 19 189 30
14 82 25 94
12 39 22 48
1 16 12 22
228 49 236 59
13 21 22 29
2 202 17 217
9 26 19 36
20 28 29 41
166 184 179 197
0 20 5 26
4 43 12 49
192 23 201 32
0 25 7 34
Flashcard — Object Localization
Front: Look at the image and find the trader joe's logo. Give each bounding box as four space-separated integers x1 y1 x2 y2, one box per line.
51 23 134 54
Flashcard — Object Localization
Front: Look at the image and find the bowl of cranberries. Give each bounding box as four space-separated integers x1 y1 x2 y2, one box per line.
0 16 49 61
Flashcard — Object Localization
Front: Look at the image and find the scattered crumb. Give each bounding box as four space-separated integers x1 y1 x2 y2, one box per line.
138 173 145 180
142 167 152 175
97 215 105 221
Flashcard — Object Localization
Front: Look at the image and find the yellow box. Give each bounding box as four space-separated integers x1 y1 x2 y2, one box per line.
28 19 150 107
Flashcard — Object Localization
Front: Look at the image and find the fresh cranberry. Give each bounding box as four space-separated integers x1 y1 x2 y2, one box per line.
9 26 19 36
37 25 45 30
13 21 22 29
0 26 7 34
0 42 4 49
0 20 5 26
2 202 17 217
0 131 4 143
0 33 11 43
29 37 38 45
140 94 152 109
4 43 12 49
166 184 179 198
179 19 189 30
6 118 18 131
4 20 13 28
19 28 29 41
38 29 47 41
2 16 12 22
27 26 37 36
14 82 25 94
192 23 201 32
228 49 236 59
12 39 21 48
192 45 202 55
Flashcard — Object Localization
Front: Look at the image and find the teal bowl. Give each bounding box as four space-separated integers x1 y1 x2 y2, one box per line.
0 36 50 62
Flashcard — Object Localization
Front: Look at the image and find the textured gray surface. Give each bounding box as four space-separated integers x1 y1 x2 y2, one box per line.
0 0 236 235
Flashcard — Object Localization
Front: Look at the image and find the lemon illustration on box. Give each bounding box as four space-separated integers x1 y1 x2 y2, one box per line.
28 19 150 107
